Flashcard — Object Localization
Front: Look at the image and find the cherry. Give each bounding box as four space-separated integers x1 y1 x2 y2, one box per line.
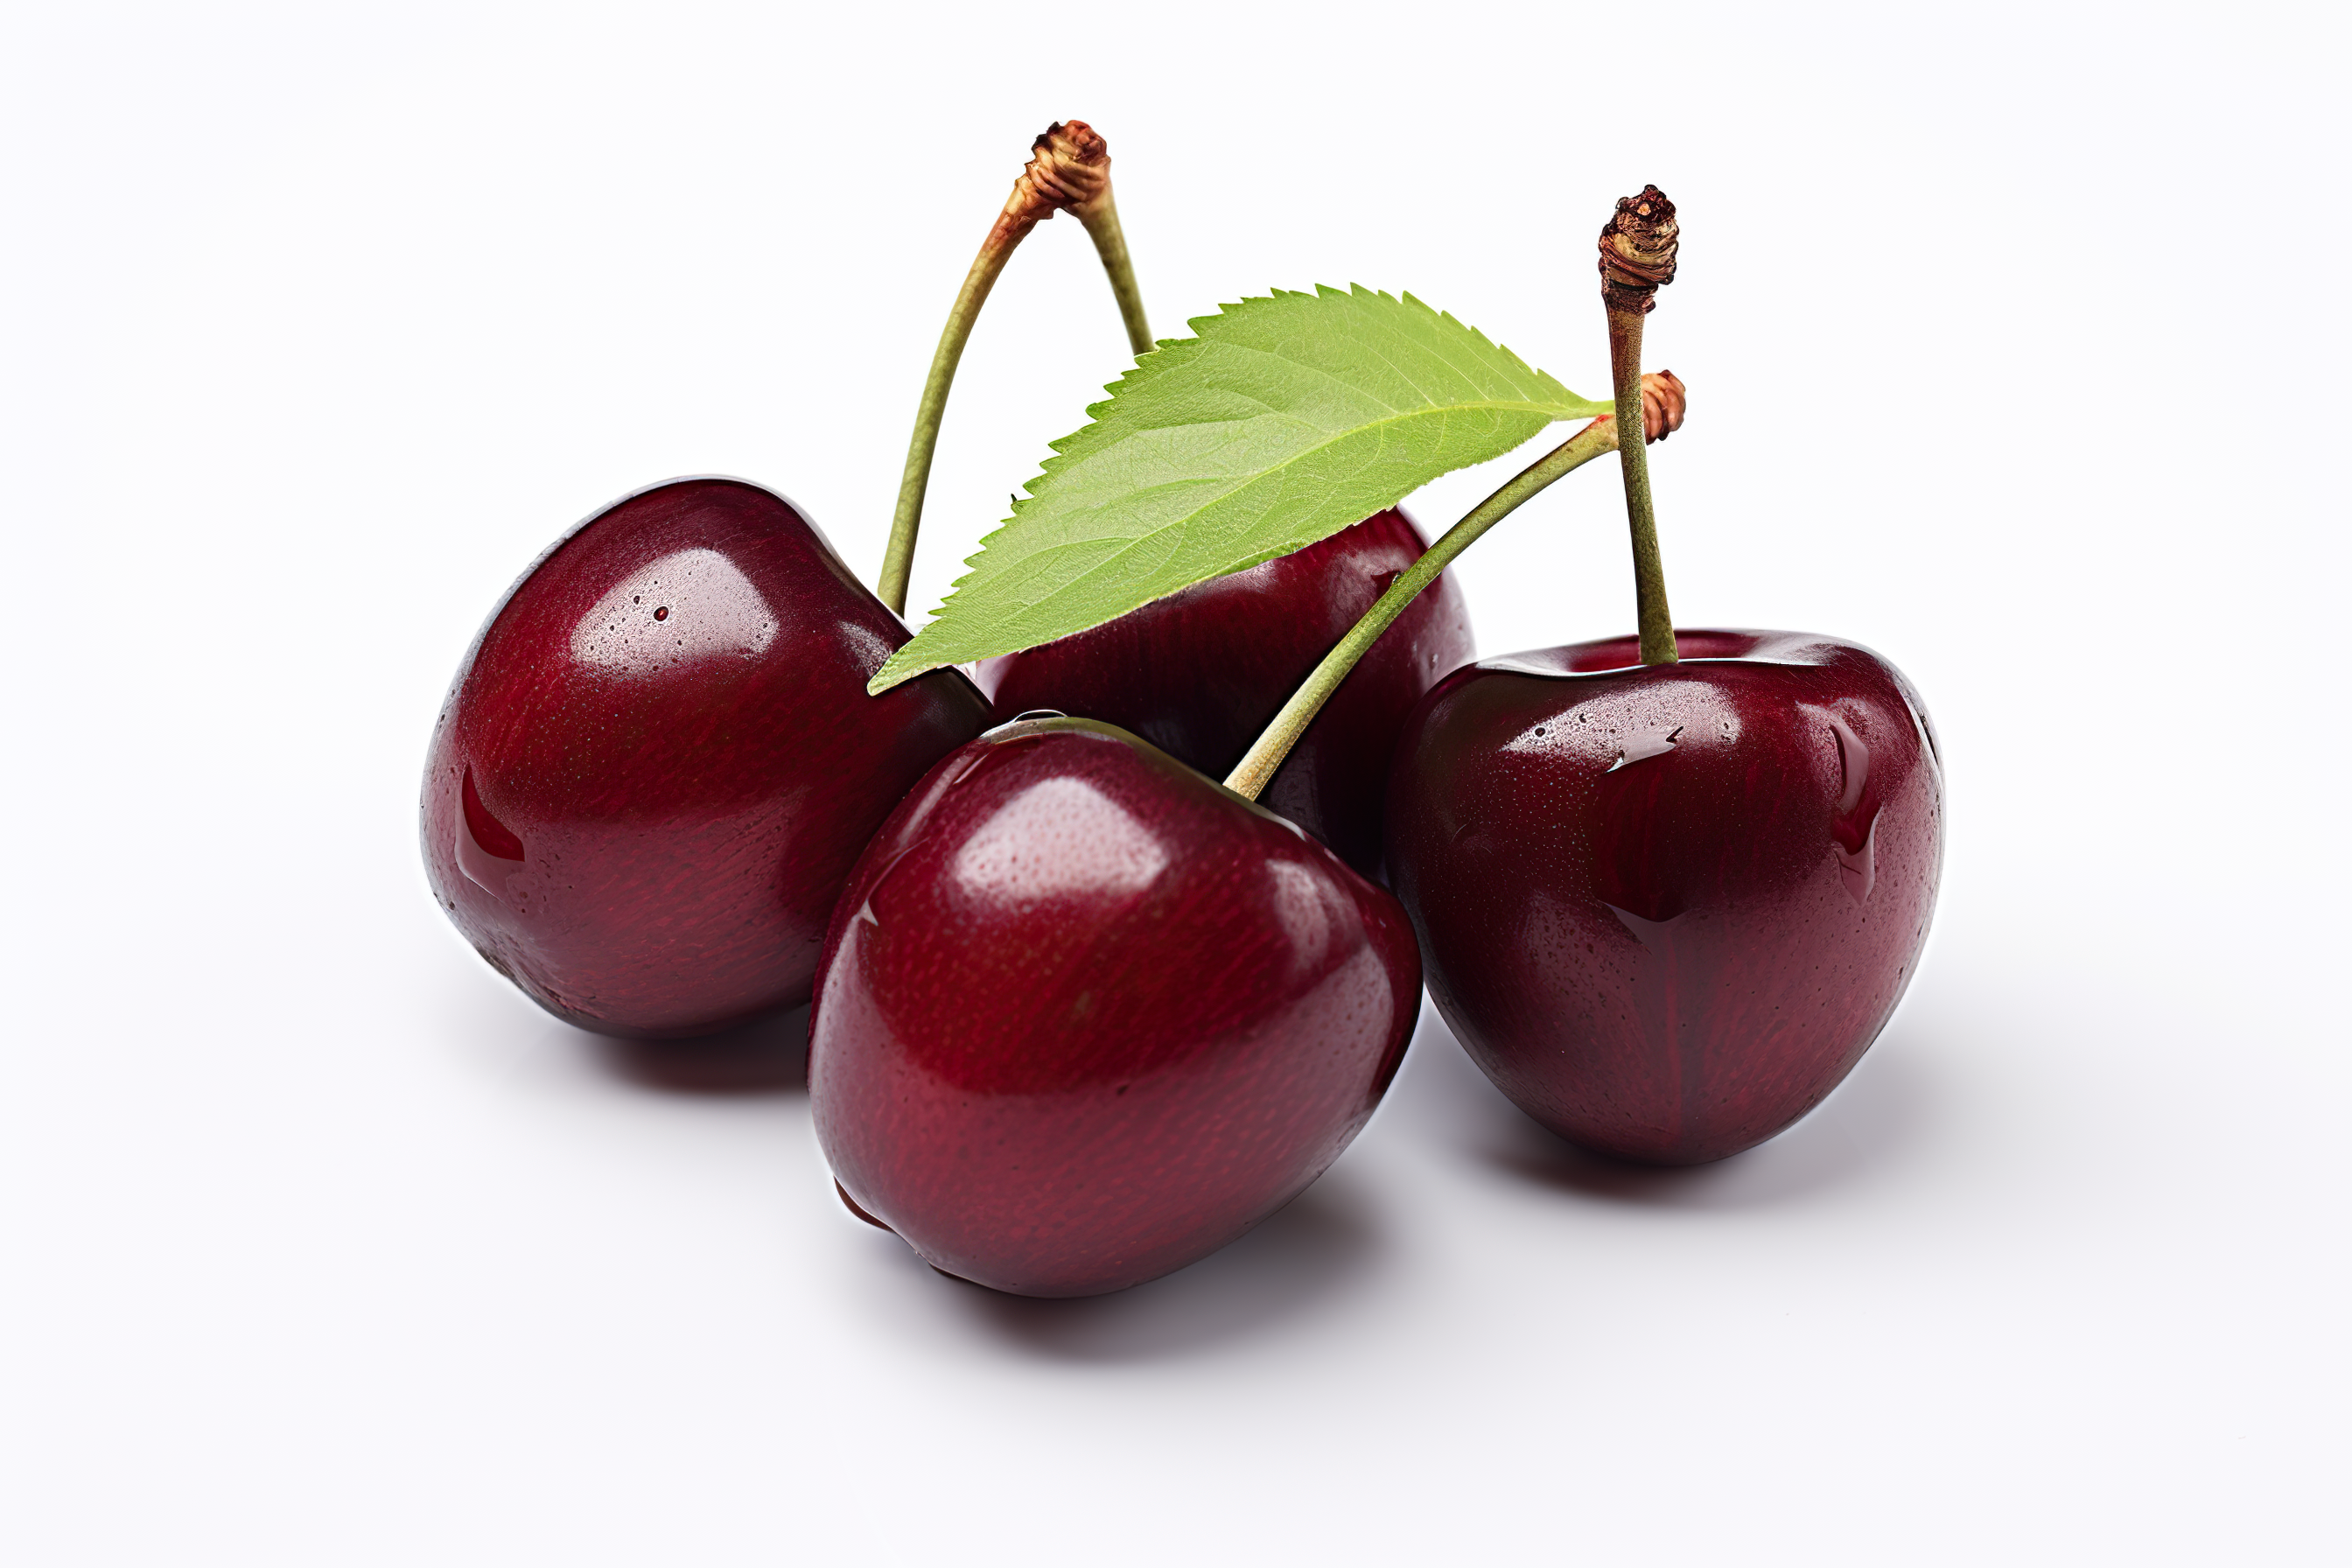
809 716 1422 1297
423 478 990 1039
974 508 1474 878
1383 629 1943 1165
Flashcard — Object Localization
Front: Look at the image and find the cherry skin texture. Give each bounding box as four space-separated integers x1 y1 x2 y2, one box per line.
810 717 1422 1298
1384 630 1943 1166
423 478 990 1039
974 508 1474 879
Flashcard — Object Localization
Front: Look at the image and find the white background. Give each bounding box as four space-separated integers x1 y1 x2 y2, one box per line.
4 3 2345 1562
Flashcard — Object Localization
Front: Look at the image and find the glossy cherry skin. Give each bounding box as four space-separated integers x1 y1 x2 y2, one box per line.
974 508 1474 879
810 717 1422 1298
1385 630 1943 1166
422 478 990 1039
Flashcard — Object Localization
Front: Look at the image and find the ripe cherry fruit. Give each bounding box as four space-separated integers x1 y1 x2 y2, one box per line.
1386 631 1942 1163
423 478 990 1039
809 716 1421 1297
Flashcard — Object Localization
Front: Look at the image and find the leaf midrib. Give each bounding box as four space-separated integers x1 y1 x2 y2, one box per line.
935 397 1585 657
1044 332 1570 466
1017 395 1595 543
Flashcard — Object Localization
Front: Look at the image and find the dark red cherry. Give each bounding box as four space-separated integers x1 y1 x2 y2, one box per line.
1384 629 1943 1166
810 717 1422 1298
974 508 1474 878
423 478 990 1039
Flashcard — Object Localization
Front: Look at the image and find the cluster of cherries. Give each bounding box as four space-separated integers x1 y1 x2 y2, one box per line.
423 143 1942 1298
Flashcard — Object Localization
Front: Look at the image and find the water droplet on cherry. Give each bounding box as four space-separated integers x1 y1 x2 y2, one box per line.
1827 718 1878 904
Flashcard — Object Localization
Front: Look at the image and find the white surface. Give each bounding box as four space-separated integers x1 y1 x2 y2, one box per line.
4 4 2345 1563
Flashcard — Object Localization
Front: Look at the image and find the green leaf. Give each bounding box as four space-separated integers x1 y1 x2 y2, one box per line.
869 285 1608 693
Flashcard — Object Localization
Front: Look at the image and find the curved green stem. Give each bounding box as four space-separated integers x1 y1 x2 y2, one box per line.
878 171 1153 620
878 234 1023 616
1224 417 1621 801
1608 307 1677 665
1075 196 1153 356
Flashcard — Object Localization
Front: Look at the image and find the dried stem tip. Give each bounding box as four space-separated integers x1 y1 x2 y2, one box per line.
1598 185 1680 314
993 121 1114 244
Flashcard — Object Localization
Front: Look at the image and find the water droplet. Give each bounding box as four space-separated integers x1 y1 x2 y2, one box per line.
1607 723 1683 772
455 766 526 900
1830 717 1869 815
1606 903 1684 948
1835 818 1877 905
653 606 669 620
1827 717 1878 905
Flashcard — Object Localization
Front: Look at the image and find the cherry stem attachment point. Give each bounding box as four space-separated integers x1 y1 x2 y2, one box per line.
1599 185 1682 665
1222 374 1685 802
878 122 1153 616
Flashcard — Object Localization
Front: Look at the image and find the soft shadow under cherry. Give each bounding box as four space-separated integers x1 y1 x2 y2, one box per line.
1399 1002 1940 1210
590 1004 811 1096
1482 1037 1936 1209
934 1173 1386 1363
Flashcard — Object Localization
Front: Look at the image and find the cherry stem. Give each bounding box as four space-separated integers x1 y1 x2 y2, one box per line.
1076 198 1154 362
878 122 1152 617
1225 371 1686 802
1225 423 1614 802
1598 185 1683 665
879 241 1020 615
1609 307 1676 664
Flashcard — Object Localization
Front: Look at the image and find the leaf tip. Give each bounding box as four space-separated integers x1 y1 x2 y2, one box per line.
866 654 928 696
